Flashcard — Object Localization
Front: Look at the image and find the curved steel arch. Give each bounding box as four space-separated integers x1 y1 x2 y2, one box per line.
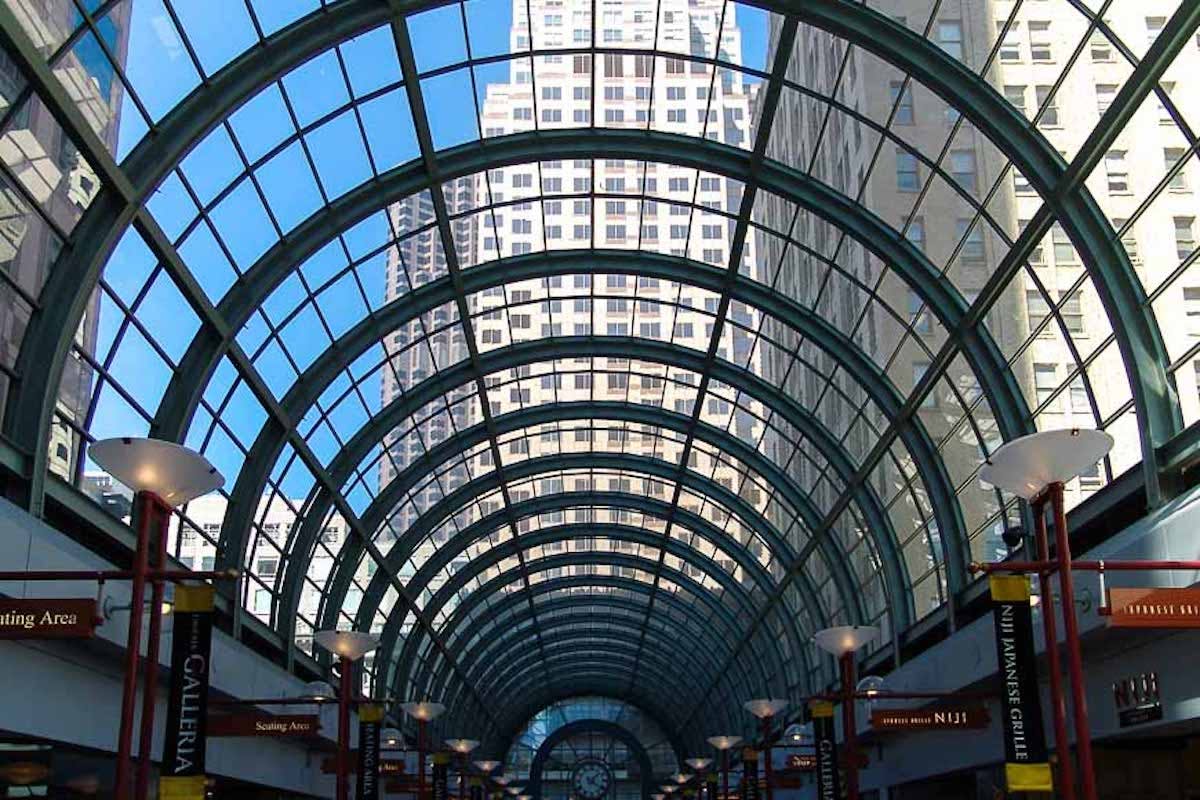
489 698 686 769
418 576 747 705
468 629 717 712
392 520 771 704
526 719 660 800
303 401 906 636
377 516 799 702
10 0 1177 522
328 395 896 638
481 666 739 757
422 594 739 703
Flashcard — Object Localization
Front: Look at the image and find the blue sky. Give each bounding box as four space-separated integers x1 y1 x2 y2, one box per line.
88 0 770 493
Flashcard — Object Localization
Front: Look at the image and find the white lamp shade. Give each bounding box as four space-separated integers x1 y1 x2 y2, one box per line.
446 738 481 754
302 680 336 702
706 735 742 750
673 774 693 784
652 794 666 800
401 700 447 721
474 760 500 773
90 437 224 506
661 786 677 794
813 625 879 656
314 629 380 661
979 429 1113 499
493 776 511 786
685 758 712 771
505 788 520 795
743 699 788 719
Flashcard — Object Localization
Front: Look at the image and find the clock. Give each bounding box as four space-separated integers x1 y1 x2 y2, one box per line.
571 760 613 800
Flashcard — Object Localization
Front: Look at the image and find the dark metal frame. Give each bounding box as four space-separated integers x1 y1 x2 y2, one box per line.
2 0 1198 762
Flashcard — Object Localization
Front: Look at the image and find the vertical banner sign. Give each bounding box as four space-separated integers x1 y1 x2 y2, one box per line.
432 753 450 800
810 701 840 800
159 585 215 800
740 748 759 800
989 575 1052 792
707 772 718 800
356 704 384 800
469 777 484 800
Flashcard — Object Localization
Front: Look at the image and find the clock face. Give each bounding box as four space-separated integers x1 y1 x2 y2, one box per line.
571 761 612 800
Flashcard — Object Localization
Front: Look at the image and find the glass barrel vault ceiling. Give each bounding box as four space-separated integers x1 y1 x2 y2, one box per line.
0 0 1198 750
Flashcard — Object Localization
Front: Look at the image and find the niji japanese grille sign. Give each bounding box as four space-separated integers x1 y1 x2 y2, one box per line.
1106 588 1200 628
159 585 214 800
989 575 1051 793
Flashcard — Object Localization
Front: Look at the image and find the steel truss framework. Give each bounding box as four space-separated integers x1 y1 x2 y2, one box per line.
1 0 1199 759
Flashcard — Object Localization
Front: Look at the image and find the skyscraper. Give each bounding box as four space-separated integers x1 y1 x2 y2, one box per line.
0 3 131 480
758 2 1199 616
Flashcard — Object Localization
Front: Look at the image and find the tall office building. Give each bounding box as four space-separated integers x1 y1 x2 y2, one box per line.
758 2 1199 616
371 0 768 623
1 3 131 480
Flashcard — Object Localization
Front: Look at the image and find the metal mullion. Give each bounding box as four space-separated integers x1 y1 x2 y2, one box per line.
623 17 799 697
389 10 552 706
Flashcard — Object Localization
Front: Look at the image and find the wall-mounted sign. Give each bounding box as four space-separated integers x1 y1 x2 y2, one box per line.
207 713 320 737
321 756 406 775
782 753 817 771
0 598 97 639
989 576 1052 793
1113 672 1163 727
870 707 990 731
1106 588 1200 628
810 701 840 800
160 585 215 800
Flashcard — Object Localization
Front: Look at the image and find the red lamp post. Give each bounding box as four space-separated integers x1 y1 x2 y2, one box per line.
706 735 741 800
743 699 787 800
446 738 480 800
90 437 224 799
813 625 880 800
402 700 447 800
315 630 381 800
980 428 1113 800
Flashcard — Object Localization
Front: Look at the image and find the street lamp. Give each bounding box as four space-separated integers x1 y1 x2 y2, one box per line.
743 699 787 800
474 760 500 774
814 625 879 800
315 630 380 800
685 759 711 799
403 701 447 800
446 739 481 800
90 436 224 800
706 735 741 800
980 428 1111 800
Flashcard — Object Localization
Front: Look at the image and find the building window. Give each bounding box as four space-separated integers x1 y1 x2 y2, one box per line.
1184 287 1200 335
1029 21 1053 61
1104 150 1129 194
1034 363 1058 408
1061 291 1084 335
913 361 936 408
1035 85 1058 126
1175 217 1197 260
1166 148 1190 192
896 150 919 192
1052 224 1077 263
909 291 931 334
998 21 1021 62
1026 289 1051 336
1146 16 1166 46
957 218 985 265
1090 33 1114 62
1158 82 1176 124
1003 84 1028 118
936 20 963 60
1095 84 1117 115
890 81 914 124
1113 218 1140 263
906 217 926 251
950 150 977 192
